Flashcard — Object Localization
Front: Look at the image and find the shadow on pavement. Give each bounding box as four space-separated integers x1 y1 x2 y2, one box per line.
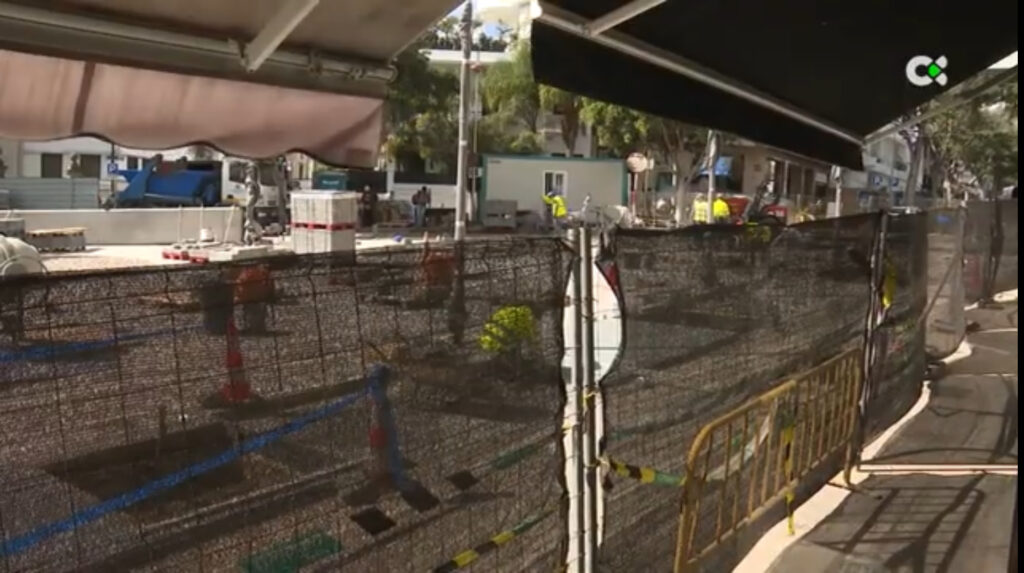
769 474 1016 573
869 374 1017 465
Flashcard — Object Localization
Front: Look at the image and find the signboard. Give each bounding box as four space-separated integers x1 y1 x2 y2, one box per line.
106 161 119 175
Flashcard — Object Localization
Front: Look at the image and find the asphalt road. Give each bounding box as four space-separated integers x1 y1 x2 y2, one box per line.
767 302 1018 573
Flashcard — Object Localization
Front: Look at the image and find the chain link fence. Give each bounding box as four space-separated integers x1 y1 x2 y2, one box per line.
0 200 1016 573
923 208 966 359
0 240 569 573
597 215 877 572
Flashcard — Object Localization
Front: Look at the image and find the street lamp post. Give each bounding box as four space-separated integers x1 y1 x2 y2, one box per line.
454 1 473 242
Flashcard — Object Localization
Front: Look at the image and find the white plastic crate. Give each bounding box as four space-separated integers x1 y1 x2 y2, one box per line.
292 227 355 255
290 191 357 228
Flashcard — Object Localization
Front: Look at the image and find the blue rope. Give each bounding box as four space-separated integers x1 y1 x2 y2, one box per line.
0 388 366 558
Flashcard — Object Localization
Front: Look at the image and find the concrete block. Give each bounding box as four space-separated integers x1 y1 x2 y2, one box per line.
9 207 243 245
292 228 355 255
0 217 25 239
25 227 87 252
291 192 357 227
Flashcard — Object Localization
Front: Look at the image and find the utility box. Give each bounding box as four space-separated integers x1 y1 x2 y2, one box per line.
482 200 517 229
290 192 357 255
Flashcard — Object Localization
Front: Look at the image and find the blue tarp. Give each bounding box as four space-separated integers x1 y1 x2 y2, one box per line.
697 157 733 177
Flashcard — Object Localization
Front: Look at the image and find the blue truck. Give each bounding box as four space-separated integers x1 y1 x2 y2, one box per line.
105 154 223 208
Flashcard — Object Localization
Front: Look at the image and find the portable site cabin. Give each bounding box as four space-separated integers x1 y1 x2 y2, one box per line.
479 154 628 222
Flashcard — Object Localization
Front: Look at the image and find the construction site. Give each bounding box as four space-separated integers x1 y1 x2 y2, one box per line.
0 1 1019 573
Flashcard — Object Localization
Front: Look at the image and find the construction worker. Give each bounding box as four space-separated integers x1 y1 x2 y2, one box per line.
712 193 732 224
542 189 568 231
691 194 709 224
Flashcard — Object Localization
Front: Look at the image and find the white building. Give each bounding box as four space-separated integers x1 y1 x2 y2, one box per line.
424 48 596 158
0 136 316 184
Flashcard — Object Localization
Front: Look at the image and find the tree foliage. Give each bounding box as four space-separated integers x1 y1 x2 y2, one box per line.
425 17 509 52
383 36 459 170
921 76 1018 196
581 100 709 188
480 41 540 133
539 85 582 155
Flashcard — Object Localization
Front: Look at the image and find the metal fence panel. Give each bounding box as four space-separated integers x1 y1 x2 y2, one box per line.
866 213 928 439
0 178 100 210
0 240 569 572
597 215 877 572
993 199 1018 296
675 349 862 572
963 201 995 303
924 208 966 359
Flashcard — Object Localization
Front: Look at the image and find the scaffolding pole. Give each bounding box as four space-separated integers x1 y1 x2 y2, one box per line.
453 1 472 241
705 131 719 222
568 227 587 573
579 225 599 573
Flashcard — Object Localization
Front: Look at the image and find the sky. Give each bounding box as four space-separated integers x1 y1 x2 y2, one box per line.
449 1 507 37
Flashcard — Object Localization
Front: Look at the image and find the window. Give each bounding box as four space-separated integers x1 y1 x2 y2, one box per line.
228 161 247 183
40 153 63 178
229 160 279 186
127 156 140 170
543 170 568 195
78 154 101 178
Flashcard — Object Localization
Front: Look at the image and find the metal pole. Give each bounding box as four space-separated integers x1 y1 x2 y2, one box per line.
780 161 789 199
832 166 844 217
705 131 718 223
536 4 862 146
453 1 472 242
568 227 587 573
580 225 599 573
848 211 888 480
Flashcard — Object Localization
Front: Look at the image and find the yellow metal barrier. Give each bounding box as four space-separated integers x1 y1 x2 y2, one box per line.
673 348 862 573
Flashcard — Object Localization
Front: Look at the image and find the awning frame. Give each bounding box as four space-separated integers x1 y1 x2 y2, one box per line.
534 1 864 146
0 1 395 97
241 0 321 73
865 66 1019 144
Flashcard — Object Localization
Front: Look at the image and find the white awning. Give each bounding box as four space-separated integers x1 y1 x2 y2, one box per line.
0 0 461 167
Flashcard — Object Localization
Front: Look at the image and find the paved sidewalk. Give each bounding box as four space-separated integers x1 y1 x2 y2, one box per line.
765 302 1018 573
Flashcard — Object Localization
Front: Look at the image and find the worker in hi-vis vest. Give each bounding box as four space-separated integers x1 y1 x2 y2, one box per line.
691 195 709 224
712 193 732 224
542 189 568 231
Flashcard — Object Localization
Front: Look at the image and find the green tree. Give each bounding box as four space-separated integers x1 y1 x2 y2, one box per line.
383 36 459 170
481 41 586 155
480 41 540 133
922 76 1018 197
477 113 542 155
539 85 582 155
581 100 709 188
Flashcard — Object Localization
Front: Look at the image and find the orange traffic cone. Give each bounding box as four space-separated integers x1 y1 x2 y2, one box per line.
220 317 252 403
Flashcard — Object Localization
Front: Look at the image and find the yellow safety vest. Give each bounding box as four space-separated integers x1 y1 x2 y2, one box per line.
712 198 731 220
542 194 568 219
692 198 708 223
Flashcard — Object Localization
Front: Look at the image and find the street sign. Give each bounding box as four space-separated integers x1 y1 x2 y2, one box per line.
106 161 119 175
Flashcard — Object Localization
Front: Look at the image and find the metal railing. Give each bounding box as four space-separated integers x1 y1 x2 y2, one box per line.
674 348 862 572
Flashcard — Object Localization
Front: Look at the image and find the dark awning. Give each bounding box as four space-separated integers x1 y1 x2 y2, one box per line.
531 1 1019 170
0 0 460 167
